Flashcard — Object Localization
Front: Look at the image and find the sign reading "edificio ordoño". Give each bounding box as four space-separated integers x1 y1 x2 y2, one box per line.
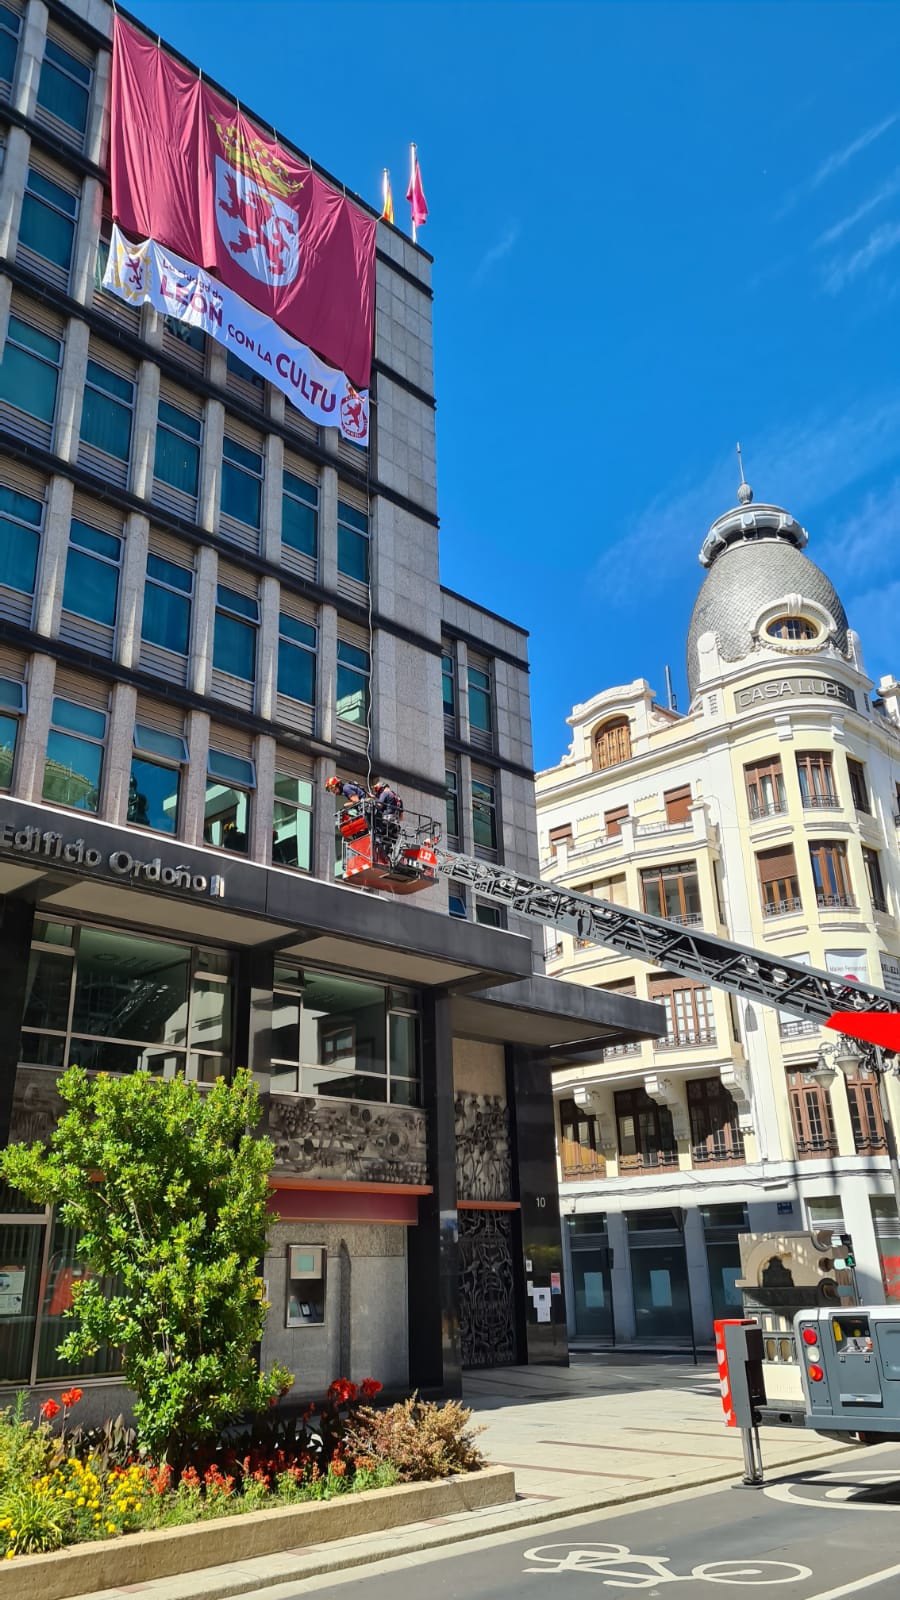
734 676 856 712
0 821 225 898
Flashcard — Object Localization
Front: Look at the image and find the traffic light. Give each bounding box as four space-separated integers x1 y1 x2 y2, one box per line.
810 1230 841 1303
832 1234 856 1272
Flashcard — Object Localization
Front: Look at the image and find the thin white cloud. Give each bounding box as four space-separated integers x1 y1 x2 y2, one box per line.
823 219 900 293
595 396 900 607
473 223 520 284
815 168 900 247
818 476 900 585
776 112 898 218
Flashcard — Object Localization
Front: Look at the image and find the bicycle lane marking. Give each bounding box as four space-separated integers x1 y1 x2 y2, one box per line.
797 1557 900 1600
764 1470 900 1513
522 1541 811 1587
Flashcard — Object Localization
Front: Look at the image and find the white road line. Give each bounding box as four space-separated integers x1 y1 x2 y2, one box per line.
799 1557 900 1600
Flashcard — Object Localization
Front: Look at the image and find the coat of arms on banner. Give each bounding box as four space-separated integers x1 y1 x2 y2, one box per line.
340 388 368 442
113 235 150 302
211 122 305 287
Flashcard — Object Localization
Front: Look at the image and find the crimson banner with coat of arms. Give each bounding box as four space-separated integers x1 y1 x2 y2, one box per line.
109 17 376 391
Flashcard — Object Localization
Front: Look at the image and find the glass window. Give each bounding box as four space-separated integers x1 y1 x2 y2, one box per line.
72 926 190 1045
299 972 386 1099
745 756 786 819
19 167 78 270
277 615 316 705
445 767 459 840
863 847 887 913
37 37 92 136
80 360 134 461
0 1222 47 1384
221 435 262 527
767 615 816 641
154 400 201 496
809 841 853 906
214 585 258 681
43 697 106 811
559 1098 604 1179
615 1087 677 1169
640 861 701 922
61 519 120 625
226 348 263 388
164 317 205 353
796 751 836 807
282 471 318 559
475 901 504 928
0 709 18 789
336 640 370 725
204 749 254 853
36 1214 121 1382
472 777 497 851
337 500 369 583
0 315 61 423
272 773 313 870
142 552 193 656
442 651 455 718
468 664 493 733
128 725 186 836
0 5 22 88
847 758 870 814
0 481 42 595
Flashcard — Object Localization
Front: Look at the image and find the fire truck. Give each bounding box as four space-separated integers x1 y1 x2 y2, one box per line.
337 799 900 1446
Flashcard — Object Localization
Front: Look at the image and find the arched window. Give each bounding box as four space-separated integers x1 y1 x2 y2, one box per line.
593 717 631 770
766 616 816 641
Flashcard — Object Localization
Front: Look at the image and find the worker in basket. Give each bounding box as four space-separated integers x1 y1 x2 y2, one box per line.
372 777 404 861
325 774 369 840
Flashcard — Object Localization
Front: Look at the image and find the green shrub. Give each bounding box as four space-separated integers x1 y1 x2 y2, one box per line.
0 1395 51 1490
0 1482 69 1554
345 1396 485 1482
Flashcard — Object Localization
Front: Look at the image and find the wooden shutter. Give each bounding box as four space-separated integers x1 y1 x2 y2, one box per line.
605 806 628 838
0 644 27 682
757 845 798 883
664 784 691 824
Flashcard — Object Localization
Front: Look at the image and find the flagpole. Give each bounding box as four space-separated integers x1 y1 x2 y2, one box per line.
409 142 417 244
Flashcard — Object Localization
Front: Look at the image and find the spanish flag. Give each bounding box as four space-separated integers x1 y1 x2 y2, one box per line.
382 170 394 225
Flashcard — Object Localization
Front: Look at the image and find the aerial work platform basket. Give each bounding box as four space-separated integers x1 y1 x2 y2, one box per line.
337 802 439 895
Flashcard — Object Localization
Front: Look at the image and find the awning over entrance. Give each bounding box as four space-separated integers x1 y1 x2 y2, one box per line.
451 977 665 1058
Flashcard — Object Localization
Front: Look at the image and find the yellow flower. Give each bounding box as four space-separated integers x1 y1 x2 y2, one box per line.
106 1522 117 1534
5 1551 13 1560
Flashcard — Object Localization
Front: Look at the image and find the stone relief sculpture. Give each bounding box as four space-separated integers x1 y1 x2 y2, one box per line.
266 1095 427 1186
454 1092 511 1201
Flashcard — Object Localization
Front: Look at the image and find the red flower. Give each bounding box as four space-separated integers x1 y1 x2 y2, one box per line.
39 1398 60 1421
360 1378 382 1400
60 1387 83 1408
327 1378 359 1405
330 1457 347 1477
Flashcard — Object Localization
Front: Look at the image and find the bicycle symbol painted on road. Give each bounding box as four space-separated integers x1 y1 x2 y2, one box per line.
522 1541 811 1588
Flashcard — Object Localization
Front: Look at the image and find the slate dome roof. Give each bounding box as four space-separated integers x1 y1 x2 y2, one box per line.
686 489 849 701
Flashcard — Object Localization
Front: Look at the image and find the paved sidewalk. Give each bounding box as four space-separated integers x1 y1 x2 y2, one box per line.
78 1354 854 1600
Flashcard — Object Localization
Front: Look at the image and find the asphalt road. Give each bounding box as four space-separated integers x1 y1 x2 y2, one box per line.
243 1444 900 1600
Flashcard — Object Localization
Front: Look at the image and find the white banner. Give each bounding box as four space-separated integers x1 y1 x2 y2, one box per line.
102 225 369 444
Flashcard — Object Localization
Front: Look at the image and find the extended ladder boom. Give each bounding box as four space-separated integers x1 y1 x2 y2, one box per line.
434 849 900 1026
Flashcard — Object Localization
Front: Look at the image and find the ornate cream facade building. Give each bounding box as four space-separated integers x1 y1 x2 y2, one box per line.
536 480 900 1347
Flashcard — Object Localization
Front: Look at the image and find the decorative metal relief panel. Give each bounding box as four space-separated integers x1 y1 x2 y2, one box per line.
455 1093 512 1201
266 1095 427 1186
458 1209 516 1367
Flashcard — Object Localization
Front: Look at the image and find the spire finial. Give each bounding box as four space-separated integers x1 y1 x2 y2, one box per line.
736 441 753 505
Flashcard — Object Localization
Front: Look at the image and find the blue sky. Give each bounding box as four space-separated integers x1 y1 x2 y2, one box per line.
134 0 900 770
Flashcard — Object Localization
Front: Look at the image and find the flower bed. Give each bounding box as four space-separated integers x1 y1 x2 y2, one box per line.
0 1380 487 1561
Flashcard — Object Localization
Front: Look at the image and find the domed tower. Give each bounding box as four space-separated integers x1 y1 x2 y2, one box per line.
686 467 852 705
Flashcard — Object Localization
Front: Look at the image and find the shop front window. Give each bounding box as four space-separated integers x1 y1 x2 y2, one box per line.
18 921 231 1083
270 968 419 1105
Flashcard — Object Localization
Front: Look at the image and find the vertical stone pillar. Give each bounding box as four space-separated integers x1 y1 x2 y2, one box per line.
32 475 74 640
189 545 218 698
0 899 36 1151
407 991 462 1395
505 1045 568 1366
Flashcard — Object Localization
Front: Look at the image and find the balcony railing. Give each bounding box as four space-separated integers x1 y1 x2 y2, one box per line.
634 818 693 836
780 1019 819 1039
601 1040 643 1059
748 797 787 820
667 911 703 927
762 897 803 918
794 1135 839 1159
853 1133 888 1155
815 893 857 910
871 897 888 914
560 1147 606 1180
801 792 840 810
618 1149 679 1171
655 1029 716 1050
691 1138 745 1165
